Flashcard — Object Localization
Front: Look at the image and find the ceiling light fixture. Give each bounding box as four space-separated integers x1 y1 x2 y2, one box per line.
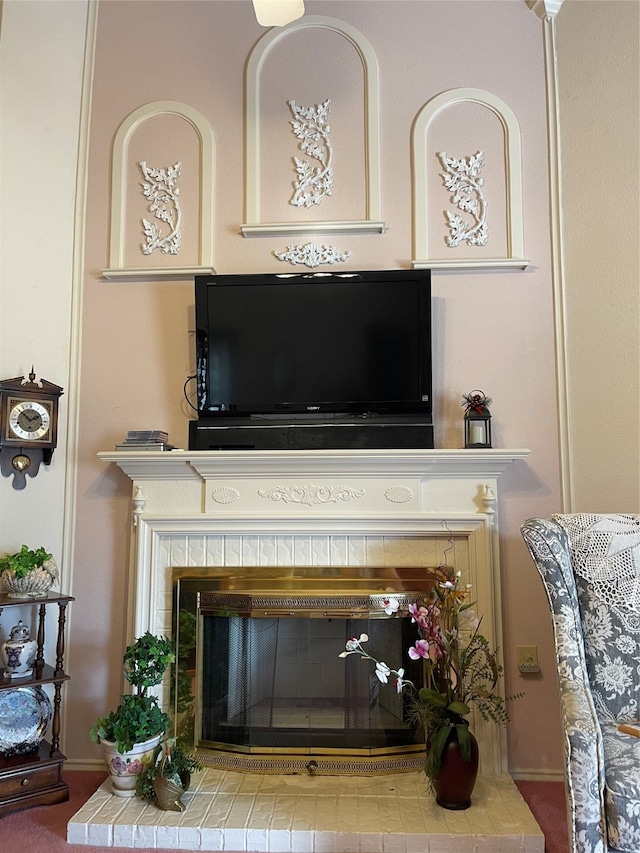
252 0 305 27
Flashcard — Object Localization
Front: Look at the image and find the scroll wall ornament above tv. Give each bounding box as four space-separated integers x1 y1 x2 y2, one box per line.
288 99 334 208
438 151 488 248
274 242 351 268
139 161 183 255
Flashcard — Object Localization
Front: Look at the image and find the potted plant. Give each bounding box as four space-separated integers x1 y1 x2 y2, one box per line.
0 545 58 598
135 736 203 811
90 631 175 798
340 567 519 810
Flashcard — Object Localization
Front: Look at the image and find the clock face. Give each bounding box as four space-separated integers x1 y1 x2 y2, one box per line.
7 400 51 441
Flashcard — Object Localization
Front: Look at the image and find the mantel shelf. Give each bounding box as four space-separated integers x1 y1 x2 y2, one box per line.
99 447 530 482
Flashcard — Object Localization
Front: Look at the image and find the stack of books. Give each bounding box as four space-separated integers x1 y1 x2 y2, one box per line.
116 430 174 451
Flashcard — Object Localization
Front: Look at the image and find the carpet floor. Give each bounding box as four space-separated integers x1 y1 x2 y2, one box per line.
0 771 569 852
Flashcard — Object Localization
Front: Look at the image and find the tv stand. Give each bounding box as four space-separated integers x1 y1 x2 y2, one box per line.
189 417 434 451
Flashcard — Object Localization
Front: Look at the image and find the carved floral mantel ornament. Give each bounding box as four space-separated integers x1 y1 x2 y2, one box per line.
258 484 365 506
274 243 351 268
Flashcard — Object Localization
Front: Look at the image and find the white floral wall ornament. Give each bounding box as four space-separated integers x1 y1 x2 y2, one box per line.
274 243 351 268
288 99 334 208
438 150 488 247
139 160 183 255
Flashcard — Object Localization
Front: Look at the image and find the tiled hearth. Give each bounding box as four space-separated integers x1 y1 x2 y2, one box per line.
68 768 544 852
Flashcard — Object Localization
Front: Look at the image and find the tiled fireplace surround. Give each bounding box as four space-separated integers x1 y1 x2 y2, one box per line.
69 448 544 851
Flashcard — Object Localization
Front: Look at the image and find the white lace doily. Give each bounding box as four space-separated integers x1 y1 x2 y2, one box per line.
553 513 640 631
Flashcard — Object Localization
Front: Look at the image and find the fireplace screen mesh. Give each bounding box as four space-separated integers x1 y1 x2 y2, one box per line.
200 614 424 752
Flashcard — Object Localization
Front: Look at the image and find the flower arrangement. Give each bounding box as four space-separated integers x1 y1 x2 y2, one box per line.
340 567 513 782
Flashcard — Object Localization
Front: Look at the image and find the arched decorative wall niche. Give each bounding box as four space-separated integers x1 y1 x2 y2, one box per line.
411 88 529 271
241 15 385 238
102 100 215 281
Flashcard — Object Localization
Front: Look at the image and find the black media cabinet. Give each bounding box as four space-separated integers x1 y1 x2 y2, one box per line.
189 417 434 451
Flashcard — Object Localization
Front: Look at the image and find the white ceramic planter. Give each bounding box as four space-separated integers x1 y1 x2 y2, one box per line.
101 733 163 797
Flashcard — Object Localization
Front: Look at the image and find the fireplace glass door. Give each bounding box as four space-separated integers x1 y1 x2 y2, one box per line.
172 566 437 773
200 613 423 753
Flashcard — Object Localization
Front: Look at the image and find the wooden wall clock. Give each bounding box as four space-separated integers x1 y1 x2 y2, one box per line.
0 370 64 490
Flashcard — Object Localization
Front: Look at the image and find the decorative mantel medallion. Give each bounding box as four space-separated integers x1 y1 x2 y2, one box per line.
211 487 240 505
384 485 414 504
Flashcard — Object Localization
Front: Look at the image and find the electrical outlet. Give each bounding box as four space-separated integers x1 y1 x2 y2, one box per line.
517 645 540 673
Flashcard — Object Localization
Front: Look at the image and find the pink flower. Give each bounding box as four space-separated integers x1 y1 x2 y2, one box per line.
408 639 430 660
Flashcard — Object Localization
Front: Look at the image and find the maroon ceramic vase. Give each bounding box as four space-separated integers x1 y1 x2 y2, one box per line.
432 729 479 810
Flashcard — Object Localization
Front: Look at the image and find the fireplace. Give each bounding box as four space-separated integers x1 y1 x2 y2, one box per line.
172 565 439 773
74 448 543 852
99 447 529 779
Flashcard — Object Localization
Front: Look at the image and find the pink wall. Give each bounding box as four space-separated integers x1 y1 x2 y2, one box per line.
71 0 563 776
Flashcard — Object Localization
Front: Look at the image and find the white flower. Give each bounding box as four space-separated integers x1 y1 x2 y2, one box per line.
375 661 391 683
344 633 368 651
395 668 405 693
383 597 400 615
459 608 480 630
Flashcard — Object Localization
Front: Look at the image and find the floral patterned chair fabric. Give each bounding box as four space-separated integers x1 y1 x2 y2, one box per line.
521 514 640 853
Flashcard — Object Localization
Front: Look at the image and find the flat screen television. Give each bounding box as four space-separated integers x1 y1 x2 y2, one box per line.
191 269 433 450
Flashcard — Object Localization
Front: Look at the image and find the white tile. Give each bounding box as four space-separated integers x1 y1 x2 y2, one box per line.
66 823 88 844
497 837 525 853
246 827 269 852
224 827 248 850
333 831 360 852
425 834 452 853
200 826 225 849
133 823 158 847
313 829 337 852
177 826 201 850
382 832 406 853
290 829 314 852
359 832 384 853
86 823 113 845
268 828 291 852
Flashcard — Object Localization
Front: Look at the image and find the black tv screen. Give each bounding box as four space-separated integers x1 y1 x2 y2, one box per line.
194 269 432 420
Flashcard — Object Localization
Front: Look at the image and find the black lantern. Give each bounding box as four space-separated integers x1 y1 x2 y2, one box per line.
462 390 492 448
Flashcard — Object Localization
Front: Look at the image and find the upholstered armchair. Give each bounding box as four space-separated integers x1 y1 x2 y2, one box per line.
521 514 640 853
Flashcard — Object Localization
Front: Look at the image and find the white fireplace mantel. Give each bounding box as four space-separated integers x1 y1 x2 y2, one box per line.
99 447 529 776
